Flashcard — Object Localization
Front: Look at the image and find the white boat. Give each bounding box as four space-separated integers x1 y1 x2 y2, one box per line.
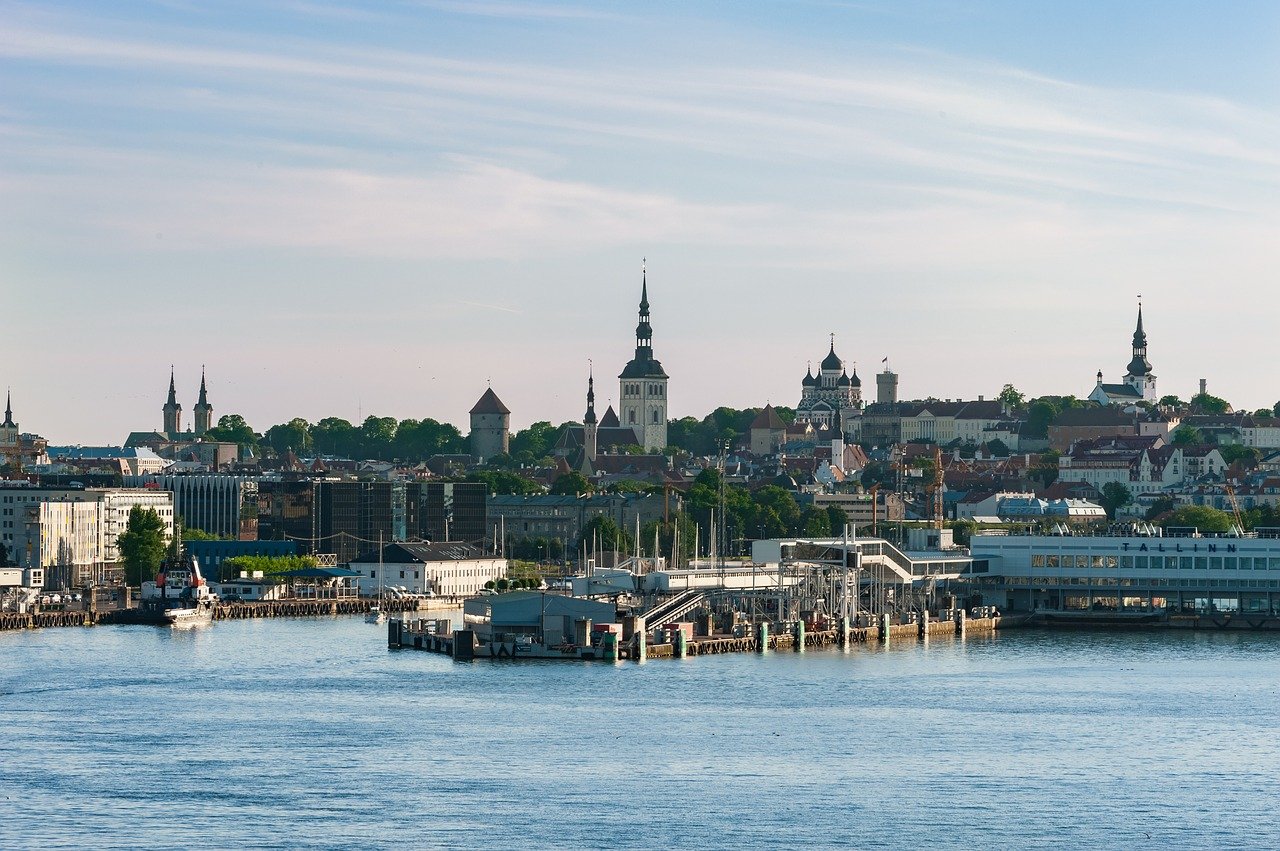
365 605 387 625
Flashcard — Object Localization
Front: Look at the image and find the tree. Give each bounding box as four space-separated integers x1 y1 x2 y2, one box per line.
1158 395 1184 408
311 417 359 457
463 470 541 496
1100 482 1132 520
575 515 634 557
985 438 1010 457
223 554 318 576
264 418 312 455
1145 495 1175 521
180 524 225 541
1254 409 1274 420
509 421 558 464
117 506 167 586
825 505 849 537
203 414 259 447
997 384 1025 411
1025 400 1057 438
1189 393 1231 415
1275 401 1280 418
1171 425 1204 446
860 461 894 490
1219 445 1260 468
0 542 9 567
1161 505 1233 533
1029 451 1060 488
550 472 591 496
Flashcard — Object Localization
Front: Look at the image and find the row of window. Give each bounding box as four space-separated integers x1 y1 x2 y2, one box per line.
622 383 666 397
996 576 1280 589
1030 553 1280 571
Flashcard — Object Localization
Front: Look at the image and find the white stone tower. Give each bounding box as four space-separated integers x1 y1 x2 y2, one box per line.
618 267 668 451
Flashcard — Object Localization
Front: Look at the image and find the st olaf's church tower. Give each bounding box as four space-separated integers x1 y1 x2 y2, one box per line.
617 267 669 451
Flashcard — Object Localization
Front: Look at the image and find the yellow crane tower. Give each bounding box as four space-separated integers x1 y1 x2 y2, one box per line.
1224 483 1246 532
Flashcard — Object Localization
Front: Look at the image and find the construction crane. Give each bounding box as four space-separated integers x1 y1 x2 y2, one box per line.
931 445 945 531
1224 483 1246 533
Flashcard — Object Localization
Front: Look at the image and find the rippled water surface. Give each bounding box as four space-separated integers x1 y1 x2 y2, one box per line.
3 619 1280 849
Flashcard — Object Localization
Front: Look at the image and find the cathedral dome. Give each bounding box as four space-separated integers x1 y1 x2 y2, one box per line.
837 372 851 387
820 346 842 372
802 369 817 387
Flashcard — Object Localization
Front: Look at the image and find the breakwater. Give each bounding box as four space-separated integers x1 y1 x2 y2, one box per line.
0 596 429 632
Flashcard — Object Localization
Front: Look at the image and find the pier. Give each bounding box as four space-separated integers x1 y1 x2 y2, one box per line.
0 595 434 631
388 611 1016 661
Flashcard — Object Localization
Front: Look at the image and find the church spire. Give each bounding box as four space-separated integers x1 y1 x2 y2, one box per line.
584 364 597 425
1132 302 1146 349
163 367 182 434
197 366 209 406
3 389 13 428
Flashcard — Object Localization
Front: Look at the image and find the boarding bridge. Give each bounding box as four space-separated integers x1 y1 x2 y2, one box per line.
755 537 978 585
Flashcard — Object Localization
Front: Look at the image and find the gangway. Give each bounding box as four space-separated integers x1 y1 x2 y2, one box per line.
641 589 707 627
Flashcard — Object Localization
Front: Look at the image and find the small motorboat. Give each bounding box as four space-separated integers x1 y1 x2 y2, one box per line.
365 605 387 625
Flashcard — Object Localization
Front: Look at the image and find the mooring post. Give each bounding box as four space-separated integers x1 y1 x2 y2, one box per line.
634 629 647 663
674 628 687 659
602 631 618 663
838 615 850 647
880 612 891 644
918 610 929 640
756 621 769 652
388 618 400 648
793 620 805 652
956 608 967 637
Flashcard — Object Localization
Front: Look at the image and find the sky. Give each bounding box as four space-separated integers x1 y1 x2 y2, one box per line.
2 0 1278 444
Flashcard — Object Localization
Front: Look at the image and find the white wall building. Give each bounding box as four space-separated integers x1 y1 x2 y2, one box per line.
349 542 506 598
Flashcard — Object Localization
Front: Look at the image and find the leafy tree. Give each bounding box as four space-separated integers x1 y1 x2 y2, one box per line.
1275 401 1280 418
1219 444 1260 467
1100 482 1132 520
495 578 510 591
1190 393 1231 414
605 479 654 494
509 421 558 464
575 515 634 557
264 418 313 455
223 555 318 576
985 438 1010 457
484 580 496 590
949 520 977 546
1029 451 1060 488
117 506 167 586
1171 425 1204 446
180 524 225 541
860 461 894 490
1158 395 1184 408
203 414 259 447
1254 409 1274 420
464 470 541 496
825 505 849 537
0 542 9 567
1025 400 1058 438
550 472 591 496
1145 495 1176 521
997 384 1025 411
752 486 801 533
311 417 359 457
1161 505 1233 533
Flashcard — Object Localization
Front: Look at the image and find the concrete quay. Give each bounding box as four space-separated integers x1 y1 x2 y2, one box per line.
389 611 1017 662
0 596 437 631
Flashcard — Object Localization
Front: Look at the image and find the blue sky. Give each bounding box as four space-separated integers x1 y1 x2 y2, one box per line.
3 1 1278 443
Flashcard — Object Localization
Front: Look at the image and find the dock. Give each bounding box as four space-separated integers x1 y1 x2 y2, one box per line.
388 611 1018 662
0 596 436 632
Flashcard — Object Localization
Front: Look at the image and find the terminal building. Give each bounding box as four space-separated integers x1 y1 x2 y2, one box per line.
968 530 1280 615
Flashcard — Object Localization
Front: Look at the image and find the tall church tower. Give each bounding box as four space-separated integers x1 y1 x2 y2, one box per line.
583 368 598 461
618 267 669 451
1123 303 1157 402
0 390 17 447
162 369 182 435
193 367 213 436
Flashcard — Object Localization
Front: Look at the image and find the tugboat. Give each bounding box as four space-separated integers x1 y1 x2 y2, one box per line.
139 549 218 628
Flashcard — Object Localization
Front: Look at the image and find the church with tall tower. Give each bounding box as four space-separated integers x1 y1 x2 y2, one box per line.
162 368 183 436
194 367 214 436
618 268 669 451
1089 303 1158 406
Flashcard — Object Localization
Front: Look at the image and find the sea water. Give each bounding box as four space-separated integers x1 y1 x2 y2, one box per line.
3 619 1280 849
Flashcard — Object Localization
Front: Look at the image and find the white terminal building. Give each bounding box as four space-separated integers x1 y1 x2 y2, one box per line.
969 529 1280 616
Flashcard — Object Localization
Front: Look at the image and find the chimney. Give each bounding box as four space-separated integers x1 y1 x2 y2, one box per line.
1199 378 1207 396
978 395 984 402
